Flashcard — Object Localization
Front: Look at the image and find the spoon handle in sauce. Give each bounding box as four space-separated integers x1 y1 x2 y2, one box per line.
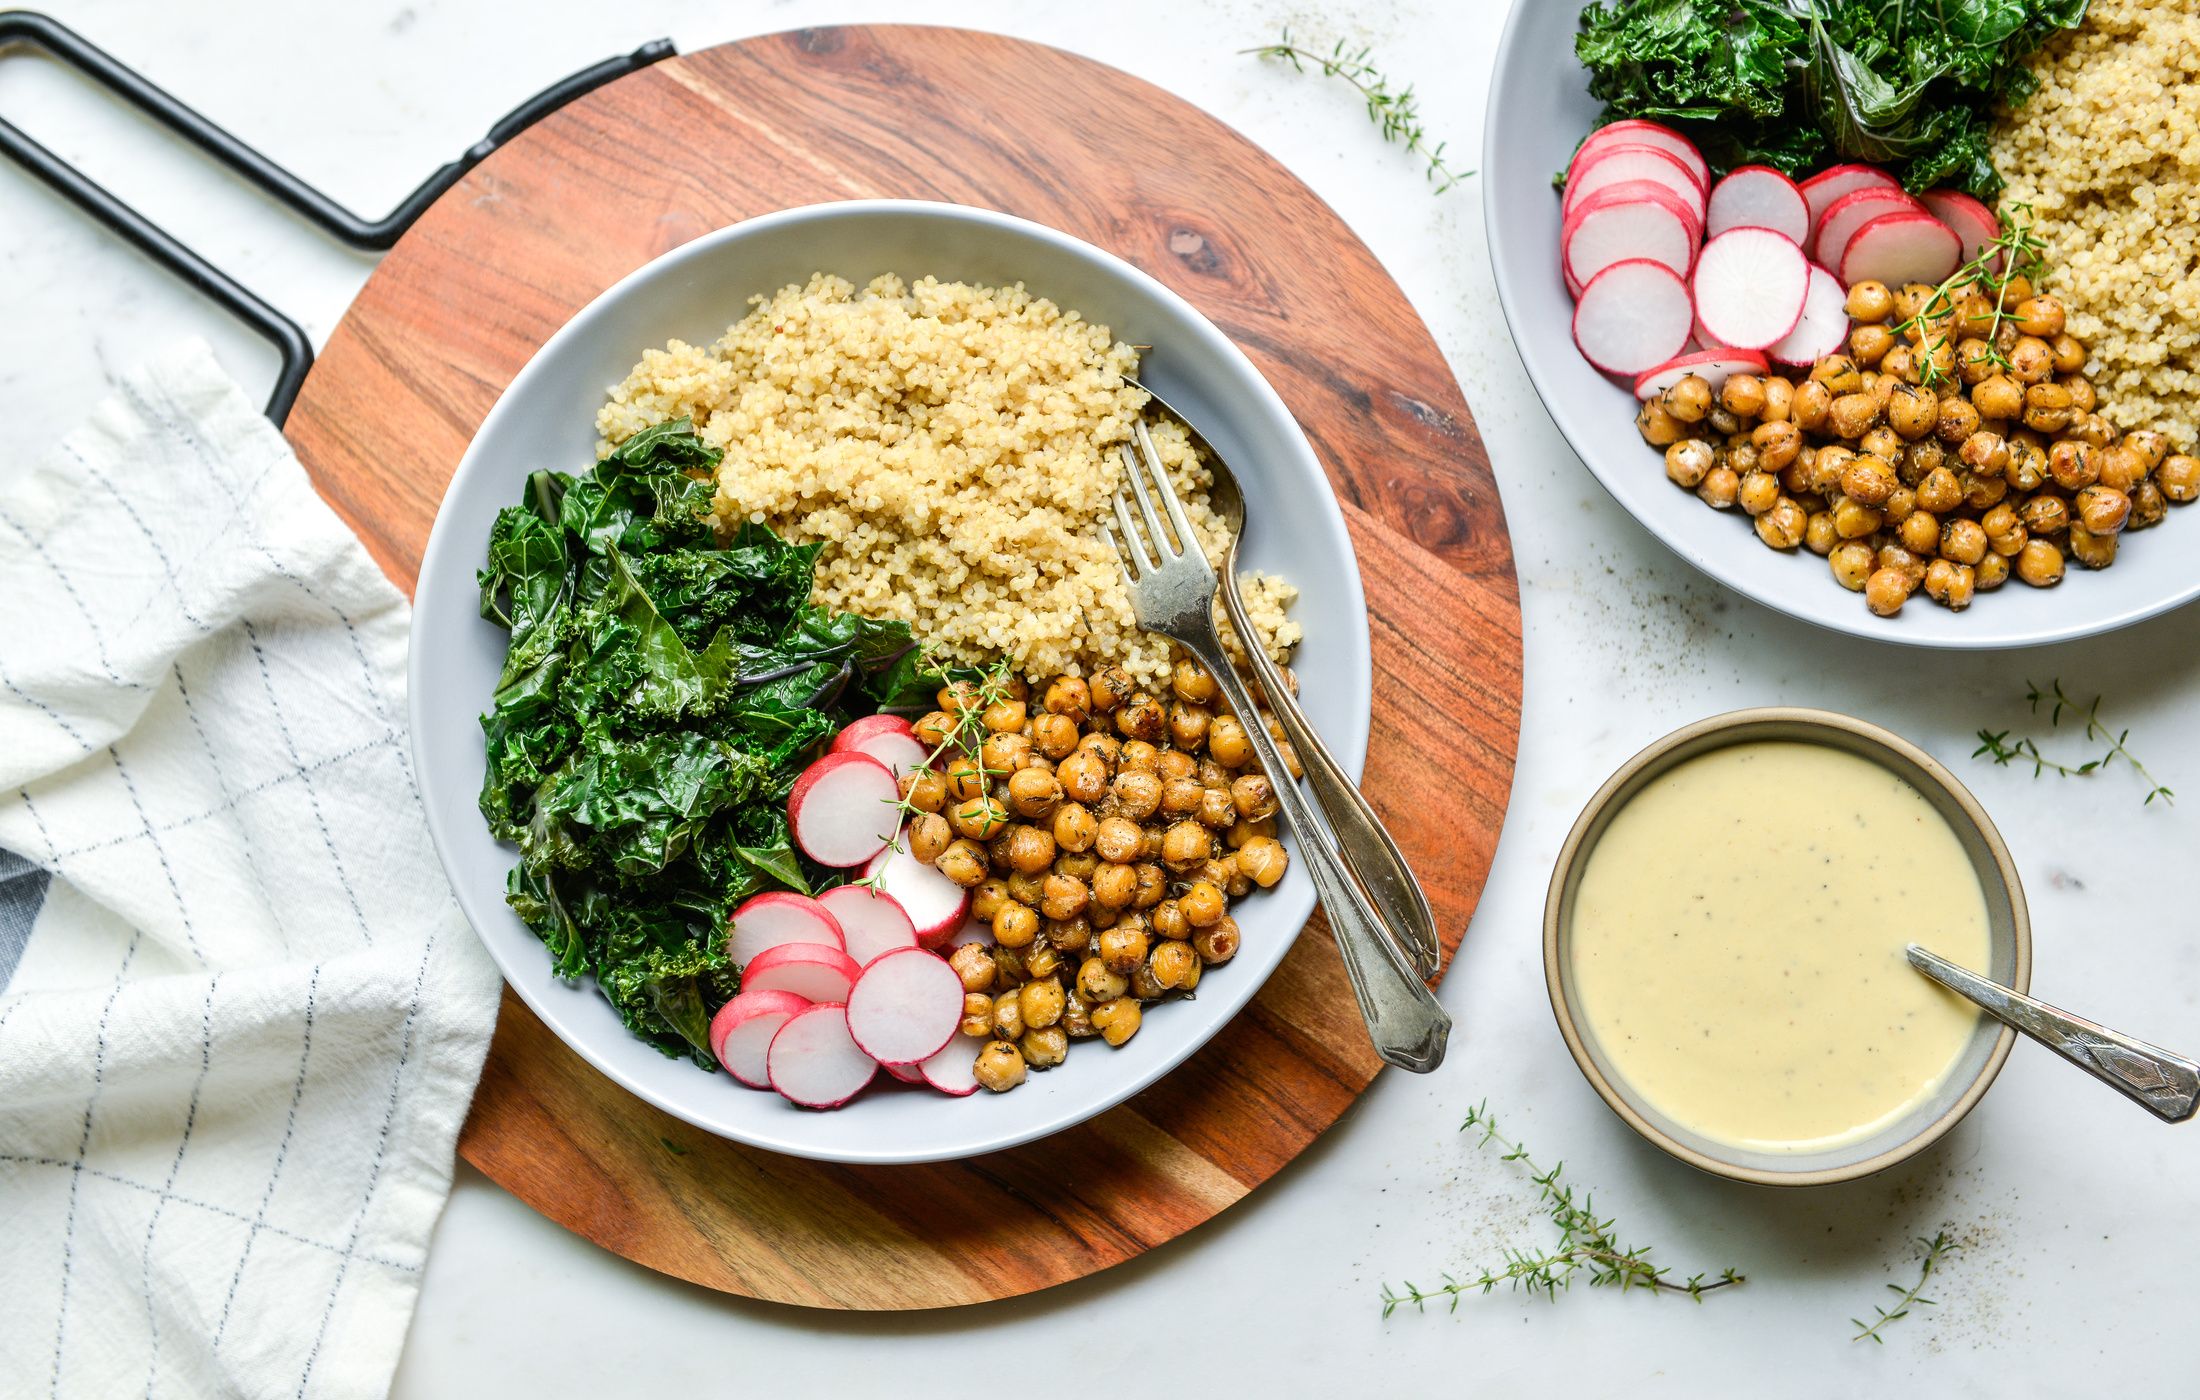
1907 945 2199 1124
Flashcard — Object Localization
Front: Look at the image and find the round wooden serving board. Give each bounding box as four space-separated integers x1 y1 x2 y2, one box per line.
285 25 1521 1309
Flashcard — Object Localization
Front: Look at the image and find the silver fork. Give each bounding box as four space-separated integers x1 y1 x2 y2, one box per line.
1105 433 1451 1073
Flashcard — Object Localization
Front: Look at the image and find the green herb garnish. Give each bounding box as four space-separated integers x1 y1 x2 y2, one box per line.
1973 678 2174 806
1381 1103 1743 1315
476 420 945 1067
1853 1230 1957 1343
1572 0 2090 198
1244 30 1470 194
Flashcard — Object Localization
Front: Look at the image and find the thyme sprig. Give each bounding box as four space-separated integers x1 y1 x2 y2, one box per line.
1380 1103 1743 1316
852 649 1016 890
1853 1231 1957 1343
1895 205 2049 391
1243 30 1470 194
1972 678 2173 806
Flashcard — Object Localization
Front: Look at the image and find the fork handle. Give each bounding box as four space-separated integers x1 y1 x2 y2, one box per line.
1186 635 1451 1073
1218 576 1442 978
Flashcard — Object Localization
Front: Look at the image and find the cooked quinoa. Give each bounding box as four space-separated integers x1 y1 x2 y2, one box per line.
1991 0 2200 447
596 273 1299 682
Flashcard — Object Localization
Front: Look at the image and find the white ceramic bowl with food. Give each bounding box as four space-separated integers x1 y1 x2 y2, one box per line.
1485 0 2200 648
409 200 1370 1164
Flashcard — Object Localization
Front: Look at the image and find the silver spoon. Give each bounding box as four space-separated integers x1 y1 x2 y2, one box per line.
1130 381 1443 980
1908 945 2198 1123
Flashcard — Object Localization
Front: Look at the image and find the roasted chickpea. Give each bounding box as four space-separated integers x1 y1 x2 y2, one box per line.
1736 469 1779 517
908 811 953 865
1207 715 1253 768
1153 819 1208 871
937 839 989 887
1897 508 1940 556
1166 703 1211 751
2017 494 2069 537
1057 750 1110 805
1091 997 1142 1047
1829 540 1875 591
1039 675 1090 723
1114 694 1166 743
1752 420 1803 471
991 901 1038 949
1935 397 1981 447
1004 765 1062 820
1665 439 1715 488
1713 373 1761 419
2130 480 2169 530
1000 823 1057 875
2095 445 2145 493
2022 382 2075 434
1864 567 1914 617
948 795 1008 842
1052 800 1101 855
1939 518 1988 566
980 731 1031 776
913 710 956 749
1756 497 1808 550
1662 374 1712 424
1892 281 1936 321
1028 712 1077 760
2075 485 2132 535
1955 338 1996 386
2008 336 2054 385
1110 769 1163 821
1881 343 1919 383
1826 391 1880 440
1235 835 1289 889
2069 521 2118 569
1837 454 1896 506
1092 815 1143 865
1884 384 1938 440
1148 939 1202 992
1802 509 1839 555
1099 922 1150 975
1091 861 1137 911
1693 465 1737 510
1812 355 1864 395
1922 559 1975 611
1224 773 1276 822
899 767 947 815
2123 430 2170 473
1847 279 1894 322
1150 899 1189 941
2015 538 2066 587
971 877 1012 923
1077 956 1129 1005
974 1040 1026 1092
1958 430 2009 476
1012 978 1064 1031
1759 375 1794 423
2047 440 2098 491
1976 552 2010 590
1791 379 1833 432
1191 917 1242 965
1197 786 1238 831
1878 544 1928 585
961 992 996 1038
1832 495 1882 540
1970 373 2021 422
1125 862 1163 910
2158 455 2200 502
1087 666 1132 715
2012 295 2065 338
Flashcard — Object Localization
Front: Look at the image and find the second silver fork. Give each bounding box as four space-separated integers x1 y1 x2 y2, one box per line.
1104 431 1451 1073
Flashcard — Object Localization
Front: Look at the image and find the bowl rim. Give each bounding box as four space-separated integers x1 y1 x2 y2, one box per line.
406 197 1371 1163
1540 707 2030 1187
1481 0 2200 652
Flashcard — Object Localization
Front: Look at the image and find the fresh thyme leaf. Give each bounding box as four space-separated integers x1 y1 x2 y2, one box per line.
1244 29 1471 194
1853 1231 1957 1343
1972 678 2172 806
1380 1102 1743 1315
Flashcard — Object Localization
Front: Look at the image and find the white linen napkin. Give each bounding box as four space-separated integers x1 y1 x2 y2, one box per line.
0 340 500 1399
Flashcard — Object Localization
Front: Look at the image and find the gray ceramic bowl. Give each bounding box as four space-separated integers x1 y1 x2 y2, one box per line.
1485 0 2200 648
1543 709 2028 1186
409 201 1370 1164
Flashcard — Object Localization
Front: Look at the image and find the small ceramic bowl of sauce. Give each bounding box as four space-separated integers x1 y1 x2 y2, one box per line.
1544 708 2030 1186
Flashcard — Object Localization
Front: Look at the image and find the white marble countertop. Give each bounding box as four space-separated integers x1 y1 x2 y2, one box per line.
9 0 2196 1392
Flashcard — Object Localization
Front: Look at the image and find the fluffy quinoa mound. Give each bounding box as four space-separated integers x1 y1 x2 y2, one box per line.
596 273 1298 682
1990 0 2200 447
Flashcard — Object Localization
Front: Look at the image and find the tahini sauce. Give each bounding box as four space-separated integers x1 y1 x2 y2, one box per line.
1570 741 1990 1154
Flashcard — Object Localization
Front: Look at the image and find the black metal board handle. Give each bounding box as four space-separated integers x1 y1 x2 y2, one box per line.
0 10 674 424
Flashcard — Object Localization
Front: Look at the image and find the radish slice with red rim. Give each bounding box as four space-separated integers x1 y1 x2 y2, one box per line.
766 1004 876 1109
1563 144 1706 226
862 844 972 947
817 884 920 966
1563 182 1701 289
1705 165 1809 247
742 941 861 1004
882 1061 927 1085
711 988 812 1088
1691 227 1809 352
1572 259 1693 377
1632 348 1771 402
728 891 844 968
1799 164 1902 231
918 1039 981 1097
1839 212 1962 291
832 714 931 781
788 751 900 868
1813 187 1919 270
1572 119 1708 194
1766 265 1851 367
1920 190 2002 272
846 948 963 1066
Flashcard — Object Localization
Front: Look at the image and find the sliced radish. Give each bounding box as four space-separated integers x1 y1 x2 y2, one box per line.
1706 165 1809 246
817 883 920 966
742 941 861 1004
1920 190 2001 271
766 1004 876 1109
710 988 811 1088
1563 182 1701 289
1799 163 1902 231
1840 212 1962 291
1814 187 1919 269
787 750 900 868
1571 259 1693 376
832 714 932 781
1691 227 1809 351
883 1061 927 1084
846 948 963 1065
1767 264 1851 367
1573 119 1709 194
1564 144 1706 226
862 844 973 947
917 1039 981 1097
728 891 844 968
1633 348 1771 402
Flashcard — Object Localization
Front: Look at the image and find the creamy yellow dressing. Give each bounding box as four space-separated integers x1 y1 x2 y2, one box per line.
1570 741 1990 1154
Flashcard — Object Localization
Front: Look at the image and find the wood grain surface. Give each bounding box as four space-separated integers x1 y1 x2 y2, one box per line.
285 25 1522 1309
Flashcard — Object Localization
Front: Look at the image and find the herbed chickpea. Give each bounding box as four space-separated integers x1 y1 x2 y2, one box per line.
2095 445 2144 493
1935 397 1980 446
900 767 947 814
1165 703 1210 752
1099 922 1150 975
1846 322 1894 367
1662 375 1712 424
989 988 1027 1042
1151 899 1189 941
1057 750 1110 804
1094 816 1144 865
1119 739 1161 776
1045 912 1092 953
1751 419 1803 471
1882 343 1919 383
2022 382 2075 434
944 756 987 803
1150 940 1202 992
1718 374 1765 418
1829 540 1875 591
980 731 1030 776
1884 485 1918 523
993 901 1040 949
2015 538 2065 587
1761 376 1795 423
1018 978 1066 1031
1005 868 1045 909
992 945 1028 989
974 1040 1026 1093
1637 398 1686 446
1197 786 1238 831
1958 430 2009 476
1955 338 1996 386
1161 776 1205 817
1982 500 2021 540
999 823 1056 875
950 942 997 993
1840 455 1897 506
1207 715 1253 767
1826 392 1880 440
2129 480 2169 530
1832 495 1881 540
1892 281 1935 321
1976 552 2010 590
1897 508 1940 556
2075 484 2132 535
2069 521 2118 569
1132 862 1168 909
1971 374 2022 422
1052 801 1099 855
937 681 985 715
1885 384 1938 440
2123 430 2169 472
913 710 956 748
1014 1025 1065 1070
1878 544 1928 585
2008 336 2054 386
1004 765 1062 820
2158 456 2200 503
1110 769 1163 821
2005 439 2048 492
1847 279 1894 322
1698 466 1741 510
1231 774 1278 820
1078 956 1129 1005
1042 674 1091 722
1923 559 1976 612
1789 378 1832 432
2047 332 2086 374
1812 355 1865 395
1031 712 1079 760
1236 835 1290 889
961 992 996 1039
1756 497 1808 550
2047 440 2098 491
1738 469 1780 517
1091 860 1136 911
1114 695 1166 743
1192 917 1242 964
908 811 953 865
937 839 989 887
971 878 1011 922
1091 997 1142 1048
1804 510 1839 556
1917 465 1964 514
1865 567 1914 617
2018 494 2069 537
1161 820 1214 871
1940 518 1989 566
1665 439 1715 488
1087 666 1133 715
949 795 1009 842
1175 879 1223 928
981 699 1027 735
2012 295 2065 338
1963 469 2008 511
